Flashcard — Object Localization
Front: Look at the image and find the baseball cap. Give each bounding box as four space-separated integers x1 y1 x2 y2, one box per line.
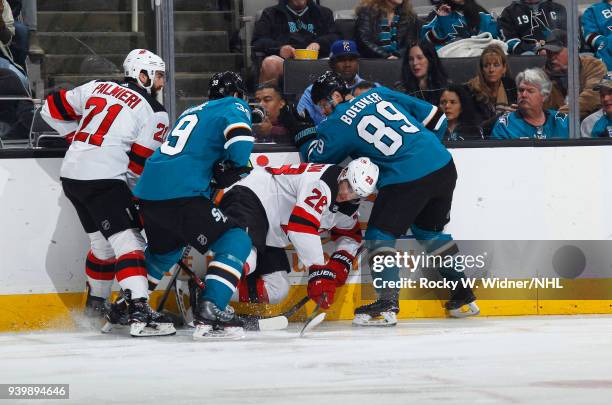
329 40 360 62
541 29 567 53
594 73 612 91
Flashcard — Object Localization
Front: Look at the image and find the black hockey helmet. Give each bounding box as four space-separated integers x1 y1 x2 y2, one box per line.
208 71 247 100
311 70 350 105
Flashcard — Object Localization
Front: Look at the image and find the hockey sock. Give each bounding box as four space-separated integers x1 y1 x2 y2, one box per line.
85 250 116 299
201 228 252 310
145 247 183 294
365 227 400 300
115 251 148 300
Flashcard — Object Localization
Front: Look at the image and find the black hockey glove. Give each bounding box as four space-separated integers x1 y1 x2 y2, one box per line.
278 104 317 148
211 160 253 189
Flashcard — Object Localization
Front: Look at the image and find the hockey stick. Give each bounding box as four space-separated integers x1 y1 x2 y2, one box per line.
156 247 193 312
237 295 310 331
299 293 327 337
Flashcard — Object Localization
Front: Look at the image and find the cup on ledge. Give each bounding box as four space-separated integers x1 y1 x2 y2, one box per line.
294 49 319 60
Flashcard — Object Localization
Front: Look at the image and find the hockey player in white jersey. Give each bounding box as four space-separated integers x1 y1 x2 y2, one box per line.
41 49 174 337
219 158 379 309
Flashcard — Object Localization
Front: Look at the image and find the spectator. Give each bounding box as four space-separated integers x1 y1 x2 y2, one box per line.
499 0 566 56
253 84 292 144
581 74 612 138
397 40 448 105
353 80 376 97
491 68 568 139
8 0 43 70
582 0 612 71
541 29 607 120
466 44 517 135
421 0 498 49
298 39 374 125
354 0 421 59
439 84 483 140
253 0 338 86
0 0 32 140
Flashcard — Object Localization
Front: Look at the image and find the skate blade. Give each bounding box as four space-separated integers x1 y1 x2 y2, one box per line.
300 312 326 337
448 302 480 318
352 312 397 327
192 324 245 341
129 322 176 337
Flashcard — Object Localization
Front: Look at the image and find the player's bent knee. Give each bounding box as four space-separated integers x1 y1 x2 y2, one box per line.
364 227 396 241
410 225 458 257
108 228 146 257
211 227 252 263
145 247 183 282
88 231 115 260
262 272 290 304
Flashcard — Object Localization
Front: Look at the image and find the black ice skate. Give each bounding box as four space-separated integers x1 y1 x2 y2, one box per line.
126 294 176 337
445 288 480 318
192 300 245 340
352 299 399 327
84 285 108 319
100 294 128 333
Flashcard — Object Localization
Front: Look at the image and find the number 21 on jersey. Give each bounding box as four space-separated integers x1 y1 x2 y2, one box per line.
357 101 418 156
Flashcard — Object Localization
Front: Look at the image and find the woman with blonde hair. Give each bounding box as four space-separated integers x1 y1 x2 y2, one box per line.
355 0 420 59
466 44 517 134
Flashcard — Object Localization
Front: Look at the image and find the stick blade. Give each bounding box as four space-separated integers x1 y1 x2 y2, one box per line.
299 312 326 337
258 316 289 331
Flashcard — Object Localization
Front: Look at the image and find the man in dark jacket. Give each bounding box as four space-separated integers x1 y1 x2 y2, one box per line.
499 0 566 55
253 0 338 86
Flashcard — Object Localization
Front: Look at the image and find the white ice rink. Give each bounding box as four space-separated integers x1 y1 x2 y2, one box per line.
1 315 612 404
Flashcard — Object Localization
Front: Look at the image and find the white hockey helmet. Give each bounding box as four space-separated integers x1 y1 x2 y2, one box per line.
123 49 165 92
339 157 379 198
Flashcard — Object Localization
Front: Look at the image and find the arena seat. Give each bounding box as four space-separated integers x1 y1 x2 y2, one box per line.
283 55 546 100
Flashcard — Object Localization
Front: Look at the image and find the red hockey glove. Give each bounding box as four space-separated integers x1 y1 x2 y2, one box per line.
307 251 354 309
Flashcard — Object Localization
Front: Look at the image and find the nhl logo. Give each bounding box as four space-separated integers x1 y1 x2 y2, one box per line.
101 220 110 231
197 234 208 246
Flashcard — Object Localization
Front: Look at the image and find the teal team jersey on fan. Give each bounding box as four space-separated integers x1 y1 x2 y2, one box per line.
303 86 451 188
134 97 254 200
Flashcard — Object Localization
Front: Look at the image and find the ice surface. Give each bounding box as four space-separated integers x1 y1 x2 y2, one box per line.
1 315 612 404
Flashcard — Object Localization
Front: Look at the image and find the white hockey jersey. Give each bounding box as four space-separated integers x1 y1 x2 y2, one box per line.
41 80 169 187
233 163 363 268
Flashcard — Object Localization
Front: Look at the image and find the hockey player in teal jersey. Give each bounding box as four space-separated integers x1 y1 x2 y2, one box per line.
282 71 479 325
133 71 254 340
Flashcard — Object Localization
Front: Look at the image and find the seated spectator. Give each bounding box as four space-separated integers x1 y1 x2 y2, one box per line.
0 0 32 140
253 0 338 86
581 74 612 138
8 0 43 70
541 29 607 120
253 84 292 144
354 0 420 59
439 84 483 140
353 80 376 97
499 0 566 56
491 68 568 139
582 0 612 71
466 44 517 134
397 40 448 105
421 0 498 49
298 40 376 125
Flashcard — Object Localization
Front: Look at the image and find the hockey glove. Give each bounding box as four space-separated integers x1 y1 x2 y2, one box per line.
594 35 608 52
278 103 317 148
307 251 354 309
211 160 253 189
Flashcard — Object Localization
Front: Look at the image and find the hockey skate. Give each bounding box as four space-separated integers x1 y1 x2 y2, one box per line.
445 289 480 318
100 294 128 333
352 299 399 327
127 295 176 337
84 286 108 319
193 300 245 341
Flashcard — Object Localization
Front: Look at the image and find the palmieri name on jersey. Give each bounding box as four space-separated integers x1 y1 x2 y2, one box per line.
339 92 383 125
91 82 143 110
